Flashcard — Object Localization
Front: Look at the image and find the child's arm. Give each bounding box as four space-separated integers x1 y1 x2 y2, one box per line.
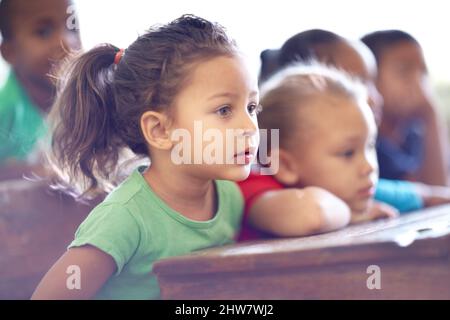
415 94 449 186
414 183 450 207
31 245 116 300
376 178 450 212
350 201 398 224
247 186 351 237
375 179 424 212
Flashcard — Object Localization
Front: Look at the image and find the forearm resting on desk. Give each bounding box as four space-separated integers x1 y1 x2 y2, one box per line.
247 187 351 237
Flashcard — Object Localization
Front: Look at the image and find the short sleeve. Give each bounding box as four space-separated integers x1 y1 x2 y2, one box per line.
237 172 283 217
375 179 424 213
68 204 141 275
237 173 283 242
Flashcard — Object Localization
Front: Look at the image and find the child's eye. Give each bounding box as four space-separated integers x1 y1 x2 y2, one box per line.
339 150 355 158
216 105 232 118
35 25 54 39
248 103 263 116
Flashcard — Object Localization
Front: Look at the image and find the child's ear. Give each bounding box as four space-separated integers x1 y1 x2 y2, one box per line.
140 111 173 150
273 148 301 186
0 41 16 65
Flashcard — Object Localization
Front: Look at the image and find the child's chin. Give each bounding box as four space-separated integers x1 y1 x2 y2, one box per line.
351 199 371 213
220 165 252 181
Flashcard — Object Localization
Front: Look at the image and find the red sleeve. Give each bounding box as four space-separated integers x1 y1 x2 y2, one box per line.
238 172 283 217
237 172 283 241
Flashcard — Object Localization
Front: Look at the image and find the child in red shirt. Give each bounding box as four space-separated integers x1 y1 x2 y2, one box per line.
238 65 398 241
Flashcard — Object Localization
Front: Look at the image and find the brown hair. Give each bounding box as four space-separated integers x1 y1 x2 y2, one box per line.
48 14 238 199
258 63 367 150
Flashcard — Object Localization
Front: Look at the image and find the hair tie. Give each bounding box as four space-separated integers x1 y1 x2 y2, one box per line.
114 49 125 65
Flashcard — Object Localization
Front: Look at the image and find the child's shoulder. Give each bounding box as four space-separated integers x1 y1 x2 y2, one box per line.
237 171 283 193
95 168 243 214
102 167 147 205
85 170 245 227
213 179 245 230
82 166 155 222
0 71 18 111
0 71 23 106
216 178 241 192
0 71 34 114
215 179 244 204
70 169 150 251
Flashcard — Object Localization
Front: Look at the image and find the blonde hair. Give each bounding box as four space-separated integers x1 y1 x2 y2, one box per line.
258 62 368 149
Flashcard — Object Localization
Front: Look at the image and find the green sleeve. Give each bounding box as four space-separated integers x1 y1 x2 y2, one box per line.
68 203 141 275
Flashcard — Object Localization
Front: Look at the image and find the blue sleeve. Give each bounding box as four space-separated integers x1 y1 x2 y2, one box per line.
376 119 424 180
374 179 424 213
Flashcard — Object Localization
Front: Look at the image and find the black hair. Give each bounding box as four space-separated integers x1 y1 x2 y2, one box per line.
259 29 342 82
278 29 341 67
0 0 13 41
361 30 419 64
259 49 280 84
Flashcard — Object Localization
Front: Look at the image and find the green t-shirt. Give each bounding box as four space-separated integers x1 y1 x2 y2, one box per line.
68 166 244 299
0 71 47 163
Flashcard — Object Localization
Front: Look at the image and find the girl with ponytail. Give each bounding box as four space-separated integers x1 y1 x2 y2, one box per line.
32 14 260 299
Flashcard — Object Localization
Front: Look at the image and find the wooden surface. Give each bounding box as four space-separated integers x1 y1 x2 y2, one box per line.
153 205 450 299
0 163 47 182
0 179 99 299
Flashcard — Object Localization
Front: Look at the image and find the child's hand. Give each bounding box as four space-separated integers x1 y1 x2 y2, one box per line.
415 183 450 207
350 201 399 224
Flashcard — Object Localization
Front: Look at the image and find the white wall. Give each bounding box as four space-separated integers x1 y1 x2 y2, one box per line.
74 0 450 83
2 0 449 85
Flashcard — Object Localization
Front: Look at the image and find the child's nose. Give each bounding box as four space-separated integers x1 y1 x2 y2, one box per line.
240 115 258 137
360 155 377 177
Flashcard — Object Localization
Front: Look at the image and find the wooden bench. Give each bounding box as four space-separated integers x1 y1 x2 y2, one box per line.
153 205 450 299
0 179 99 299
0 162 47 182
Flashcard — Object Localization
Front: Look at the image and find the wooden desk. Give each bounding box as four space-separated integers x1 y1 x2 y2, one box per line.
0 179 99 299
0 162 47 182
153 205 450 299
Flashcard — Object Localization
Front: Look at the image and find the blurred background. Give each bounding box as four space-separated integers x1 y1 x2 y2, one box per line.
2 0 450 120
0 0 449 121
1 0 450 77
1 0 450 299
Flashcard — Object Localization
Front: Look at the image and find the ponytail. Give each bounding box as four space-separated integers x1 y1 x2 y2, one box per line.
48 44 124 199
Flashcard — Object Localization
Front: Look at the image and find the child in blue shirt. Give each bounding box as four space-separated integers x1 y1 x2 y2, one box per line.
262 29 450 213
362 30 449 186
